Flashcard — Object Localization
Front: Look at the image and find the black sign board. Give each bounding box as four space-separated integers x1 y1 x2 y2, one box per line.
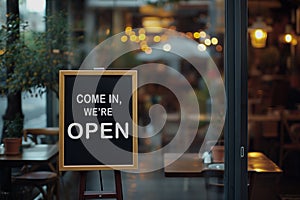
59 70 138 170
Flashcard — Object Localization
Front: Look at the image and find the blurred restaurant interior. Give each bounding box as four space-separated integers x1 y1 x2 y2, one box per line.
1 0 300 199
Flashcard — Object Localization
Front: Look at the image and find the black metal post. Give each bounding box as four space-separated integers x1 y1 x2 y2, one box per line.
224 0 248 199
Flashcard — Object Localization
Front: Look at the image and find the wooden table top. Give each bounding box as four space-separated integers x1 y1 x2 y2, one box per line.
164 152 282 177
0 144 58 167
247 152 282 173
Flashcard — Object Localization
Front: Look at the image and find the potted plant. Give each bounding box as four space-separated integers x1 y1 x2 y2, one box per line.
3 114 23 155
210 140 224 163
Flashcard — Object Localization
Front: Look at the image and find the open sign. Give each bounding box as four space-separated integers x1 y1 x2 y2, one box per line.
59 70 138 171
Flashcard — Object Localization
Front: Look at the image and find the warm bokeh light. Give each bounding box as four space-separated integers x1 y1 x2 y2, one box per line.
193 32 201 39
199 31 206 38
197 44 206 52
153 35 161 43
145 47 152 54
216 45 223 52
121 35 128 43
284 34 293 43
130 35 137 42
141 44 148 51
204 39 211 46
254 29 265 39
249 28 267 48
105 28 110 35
125 27 132 35
139 34 146 41
211 37 218 45
138 28 146 34
186 32 193 38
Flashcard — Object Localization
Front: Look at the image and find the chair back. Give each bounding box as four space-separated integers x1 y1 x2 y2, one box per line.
23 127 59 144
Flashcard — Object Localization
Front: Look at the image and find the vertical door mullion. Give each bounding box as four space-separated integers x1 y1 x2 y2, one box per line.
225 0 248 199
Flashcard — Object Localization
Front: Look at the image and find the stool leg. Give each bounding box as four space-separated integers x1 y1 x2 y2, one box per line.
79 171 87 200
47 183 52 200
114 171 123 200
36 184 48 199
55 177 60 200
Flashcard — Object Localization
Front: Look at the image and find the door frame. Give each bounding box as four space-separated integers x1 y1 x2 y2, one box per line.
224 0 248 199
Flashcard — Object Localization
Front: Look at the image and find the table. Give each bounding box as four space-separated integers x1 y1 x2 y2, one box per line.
164 152 282 177
164 152 282 199
0 144 59 192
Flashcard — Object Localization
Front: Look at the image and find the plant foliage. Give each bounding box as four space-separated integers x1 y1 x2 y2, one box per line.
4 114 23 138
0 12 74 97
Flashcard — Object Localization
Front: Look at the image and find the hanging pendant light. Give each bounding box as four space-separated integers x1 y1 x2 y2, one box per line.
248 17 272 48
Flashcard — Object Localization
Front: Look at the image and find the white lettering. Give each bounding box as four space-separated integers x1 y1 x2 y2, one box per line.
86 123 98 139
107 108 112 116
109 94 119 103
84 94 91 103
76 94 107 104
101 123 113 139
83 108 93 116
116 122 129 139
67 122 130 139
67 123 83 139
100 94 106 103
92 95 99 103
76 94 83 103
92 108 97 116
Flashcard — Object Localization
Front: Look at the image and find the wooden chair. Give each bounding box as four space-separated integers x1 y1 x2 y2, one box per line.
12 128 60 200
13 171 58 200
204 171 224 188
24 127 59 145
279 112 300 167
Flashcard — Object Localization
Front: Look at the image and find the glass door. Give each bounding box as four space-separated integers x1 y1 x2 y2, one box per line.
79 0 248 199
0 0 248 199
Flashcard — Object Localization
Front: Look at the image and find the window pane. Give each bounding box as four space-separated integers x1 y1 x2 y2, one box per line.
21 0 47 128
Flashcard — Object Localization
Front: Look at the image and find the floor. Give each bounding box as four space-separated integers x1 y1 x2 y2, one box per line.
58 162 300 200
60 170 215 200
58 127 224 200
56 131 300 200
